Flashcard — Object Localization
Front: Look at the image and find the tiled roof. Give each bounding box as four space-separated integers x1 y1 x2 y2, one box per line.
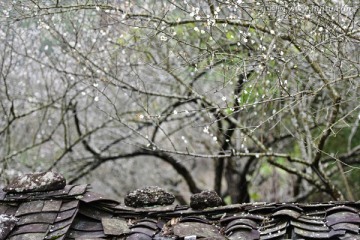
0 173 360 240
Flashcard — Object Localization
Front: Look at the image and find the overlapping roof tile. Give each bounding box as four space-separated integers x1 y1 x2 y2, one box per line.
0 172 359 240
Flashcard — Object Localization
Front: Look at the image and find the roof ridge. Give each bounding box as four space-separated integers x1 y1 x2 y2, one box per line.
1 172 359 239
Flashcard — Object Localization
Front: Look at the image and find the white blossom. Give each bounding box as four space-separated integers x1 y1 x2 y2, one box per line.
160 35 168 41
203 126 209 133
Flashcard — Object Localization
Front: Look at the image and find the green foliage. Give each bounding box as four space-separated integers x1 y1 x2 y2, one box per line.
325 127 360 154
260 162 273 176
348 169 360 199
225 107 234 115
116 37 126 46
226 30 235 40
250 191 261 201
223 195 232 205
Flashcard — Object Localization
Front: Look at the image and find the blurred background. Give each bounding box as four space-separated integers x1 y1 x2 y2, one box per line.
0 0 359 204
